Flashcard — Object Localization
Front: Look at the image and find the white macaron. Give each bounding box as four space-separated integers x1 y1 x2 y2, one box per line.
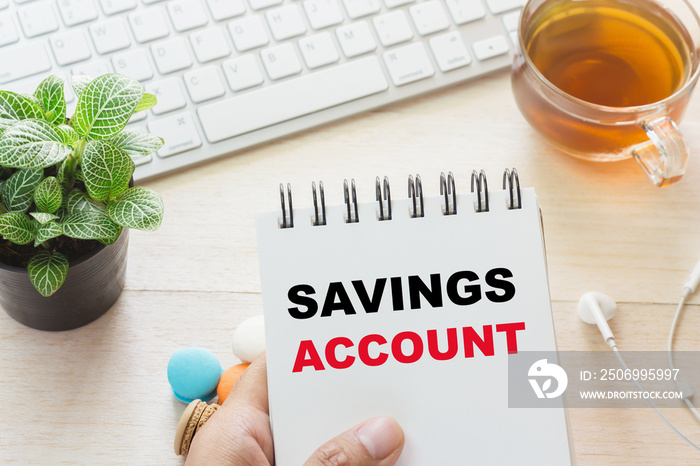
232 315 266 363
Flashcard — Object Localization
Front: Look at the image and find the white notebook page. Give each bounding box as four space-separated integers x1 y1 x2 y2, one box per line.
256 187 573 465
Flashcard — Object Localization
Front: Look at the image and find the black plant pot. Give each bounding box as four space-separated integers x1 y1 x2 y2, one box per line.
0 230 129 331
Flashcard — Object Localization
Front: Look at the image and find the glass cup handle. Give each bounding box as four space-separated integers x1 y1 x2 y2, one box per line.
632 116 688 187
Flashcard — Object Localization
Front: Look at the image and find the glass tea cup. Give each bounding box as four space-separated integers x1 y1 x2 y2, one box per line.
512 0 700 186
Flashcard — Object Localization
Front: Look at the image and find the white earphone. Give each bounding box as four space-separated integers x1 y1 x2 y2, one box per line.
577 262 700 451
577 291 616 348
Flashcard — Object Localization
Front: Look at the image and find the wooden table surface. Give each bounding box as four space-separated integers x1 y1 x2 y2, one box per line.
4 27 700 466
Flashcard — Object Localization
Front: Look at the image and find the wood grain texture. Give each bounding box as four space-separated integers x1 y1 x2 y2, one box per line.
4 14 700 463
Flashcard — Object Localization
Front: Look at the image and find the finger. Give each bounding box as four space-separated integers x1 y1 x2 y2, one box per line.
224 353 268 414
187 354 273 466
303 417 404 466
220 353 274 463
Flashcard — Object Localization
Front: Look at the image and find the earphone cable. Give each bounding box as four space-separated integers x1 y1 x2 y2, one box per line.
612 345 700 452
667 290 700 423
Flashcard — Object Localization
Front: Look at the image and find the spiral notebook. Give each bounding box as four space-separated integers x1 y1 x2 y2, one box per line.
256 170 573 465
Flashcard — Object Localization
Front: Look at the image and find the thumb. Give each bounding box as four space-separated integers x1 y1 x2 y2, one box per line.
303 417 404 466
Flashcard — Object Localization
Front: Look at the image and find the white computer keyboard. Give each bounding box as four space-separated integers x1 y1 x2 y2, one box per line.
0 0 523 180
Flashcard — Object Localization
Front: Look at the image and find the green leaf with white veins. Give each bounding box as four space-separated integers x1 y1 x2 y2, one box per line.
108 187 163 231
134 93 157 113
1 168 44 213
34 75 66 125
0 119 73 168
34 176 62 213
65 189 105 213
110 130 163 158
73 74 143 140
71 75 91 101
81 140 133 201
28 251 69 297
62 211 121 241
55 124 80 145
34 221 62 247
0 212 35 244
97 231 121 245
0 91 45 134
30 212 59 224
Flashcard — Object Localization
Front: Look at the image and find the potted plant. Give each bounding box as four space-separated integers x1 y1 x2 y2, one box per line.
0 73 164 331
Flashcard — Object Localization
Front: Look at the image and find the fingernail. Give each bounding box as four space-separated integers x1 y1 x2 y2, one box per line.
356 417 403 459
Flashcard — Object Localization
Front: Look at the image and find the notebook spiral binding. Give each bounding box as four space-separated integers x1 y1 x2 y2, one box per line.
408 175 424 219
343 178 359 224
376 176 392 221
279 183 293 229
440 172 456 215
471 170 488 213
503 168 522 210
312 181 326 226
279 169 522 229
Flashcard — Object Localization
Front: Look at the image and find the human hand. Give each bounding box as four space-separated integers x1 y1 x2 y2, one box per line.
186 354 405 466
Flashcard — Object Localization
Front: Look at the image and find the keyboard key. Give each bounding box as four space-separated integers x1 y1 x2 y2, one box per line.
198 56 388 142
509 30 518 47
50 30 91 66
129 7 170 43
133 154 153 166
373 11 413 47
133 154 152 166
299 32 339 69
261 43 301 80
99 0 137 15
151 39 193 74
206 0 246 20
303 0 343 30
484 0 525 14
503 11 520 32
57 0 98 26
472 35 509 60
128 111 147 123
18 2 58 37
222 54 264 91
341 0 380 19
249 0 282 11
146 77 187 114
190 27 231 63
90 18 131 54
184 66 226 103
148 112 202 157
266 5 306 41
72 59 112 77
0 42 51 84
429 31 471 71
167 0 208 32
409 1 449 36
336 21 376 58
0 0 8 9
383 42 434 86
445 0 485 25
0 12 19 46
383 0 413 8
229 16 269 52
112 49 154 81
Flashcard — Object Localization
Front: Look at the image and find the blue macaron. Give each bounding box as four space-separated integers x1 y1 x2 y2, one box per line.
168 347 223 403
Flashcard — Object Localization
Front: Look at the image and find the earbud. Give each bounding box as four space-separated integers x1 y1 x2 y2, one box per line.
578 291 617 347
683 258 700 296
